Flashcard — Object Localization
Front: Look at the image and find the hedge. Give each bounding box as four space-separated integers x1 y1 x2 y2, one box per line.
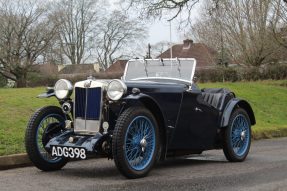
8 63 287 87
196 64 287 83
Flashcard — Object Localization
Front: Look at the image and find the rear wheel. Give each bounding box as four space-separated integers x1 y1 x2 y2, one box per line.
25 106 69 171
223 108 251 162
112 107 159 179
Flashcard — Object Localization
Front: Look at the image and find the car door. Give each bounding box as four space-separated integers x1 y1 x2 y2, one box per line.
168 88 219 151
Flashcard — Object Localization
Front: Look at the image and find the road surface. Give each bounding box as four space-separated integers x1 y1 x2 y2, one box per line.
1 138 287 191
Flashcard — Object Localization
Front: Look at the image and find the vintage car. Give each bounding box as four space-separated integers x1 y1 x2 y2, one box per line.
25 58 255 179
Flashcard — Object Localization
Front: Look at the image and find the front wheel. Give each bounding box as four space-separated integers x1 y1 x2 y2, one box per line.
25 106 69 171
223 108 251 162
112 107 159 179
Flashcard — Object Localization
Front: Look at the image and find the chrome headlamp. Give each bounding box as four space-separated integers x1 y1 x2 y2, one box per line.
54 79 73 99
107 80 127 101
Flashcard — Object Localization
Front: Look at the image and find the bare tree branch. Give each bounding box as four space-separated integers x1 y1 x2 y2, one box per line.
190 0 284 66
95 10 147 70
0 0 57 87
51 0 99 65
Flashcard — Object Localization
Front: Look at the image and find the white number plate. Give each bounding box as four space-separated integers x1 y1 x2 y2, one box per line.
51 146 86 160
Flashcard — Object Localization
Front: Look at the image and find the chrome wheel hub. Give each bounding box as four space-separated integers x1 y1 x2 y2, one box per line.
241 130 246 141
140 138 147 152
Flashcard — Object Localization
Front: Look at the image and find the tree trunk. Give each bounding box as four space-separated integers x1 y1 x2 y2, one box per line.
16 73 27 88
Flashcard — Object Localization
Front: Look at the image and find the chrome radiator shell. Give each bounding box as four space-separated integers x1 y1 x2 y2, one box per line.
73 80 107 135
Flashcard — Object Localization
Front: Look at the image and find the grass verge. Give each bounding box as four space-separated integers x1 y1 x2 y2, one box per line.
0 87 57 155
200 80 287 140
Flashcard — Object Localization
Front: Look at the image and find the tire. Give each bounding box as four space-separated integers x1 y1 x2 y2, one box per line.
112 106 160 179
25 106 69 171
223 108 251 162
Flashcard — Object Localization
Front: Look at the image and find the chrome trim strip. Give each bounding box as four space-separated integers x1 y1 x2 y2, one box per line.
84 87 88 130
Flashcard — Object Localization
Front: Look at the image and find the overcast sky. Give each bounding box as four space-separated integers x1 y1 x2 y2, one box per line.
110 0 201 45
148 20 181 44
146 3 201 45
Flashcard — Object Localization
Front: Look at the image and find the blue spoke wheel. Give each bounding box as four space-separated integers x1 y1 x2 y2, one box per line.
25 106 68 171
223 108 251 162
112 107 159 179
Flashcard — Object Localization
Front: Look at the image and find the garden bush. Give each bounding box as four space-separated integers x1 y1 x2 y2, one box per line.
0 75 7 87
196 64 287 83
24 63 287 87
27 72 58 87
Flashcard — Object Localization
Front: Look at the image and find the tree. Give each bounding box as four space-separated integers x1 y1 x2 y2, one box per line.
95 10 147 70
150 41 170 58
191 0 284 66
0 0 57 87
123 0 287 26
272 0 287 50
122 0 222 25
52 0 99 65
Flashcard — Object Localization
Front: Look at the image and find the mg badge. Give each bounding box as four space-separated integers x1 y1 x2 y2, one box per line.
84 81 91 88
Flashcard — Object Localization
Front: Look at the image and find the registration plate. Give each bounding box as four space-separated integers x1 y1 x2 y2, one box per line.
51 146 87 160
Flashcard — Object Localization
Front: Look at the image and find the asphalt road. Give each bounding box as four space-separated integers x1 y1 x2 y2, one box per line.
1 138 287 191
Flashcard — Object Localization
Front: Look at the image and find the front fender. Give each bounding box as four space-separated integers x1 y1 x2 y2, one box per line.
122 93 168 160
220 98 256 127
37 87 55 98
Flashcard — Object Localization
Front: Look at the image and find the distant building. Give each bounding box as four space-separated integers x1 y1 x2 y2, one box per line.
105 60 128 75
33 63 58 75
58 63 100 75
158 39 217 69
106 39 218 75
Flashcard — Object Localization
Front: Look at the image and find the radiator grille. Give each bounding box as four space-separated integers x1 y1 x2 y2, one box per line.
75 87 102 120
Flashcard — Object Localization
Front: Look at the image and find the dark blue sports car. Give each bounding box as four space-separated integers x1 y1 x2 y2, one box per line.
25 58 256 178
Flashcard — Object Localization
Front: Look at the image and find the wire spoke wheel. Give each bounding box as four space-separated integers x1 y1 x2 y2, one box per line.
223 108 251 162
112 107 159 178
36 114 64 163
125 116 156 171
25 106 68 171
230 114 250 157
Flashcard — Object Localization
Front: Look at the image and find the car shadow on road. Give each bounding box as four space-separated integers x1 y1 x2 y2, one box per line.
49 154 227 179
60 165 122 179
155 155 227 169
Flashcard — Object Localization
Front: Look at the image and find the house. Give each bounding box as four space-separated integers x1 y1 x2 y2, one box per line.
105 59 128 75
106 39 218 75
33 63 58 76
158 39 217 69
58 63 100 74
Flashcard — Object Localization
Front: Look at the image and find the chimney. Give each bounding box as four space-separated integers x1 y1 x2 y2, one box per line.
183 39 193 49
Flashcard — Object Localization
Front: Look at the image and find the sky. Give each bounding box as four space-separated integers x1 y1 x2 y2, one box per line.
146 3 201 45
110 0 201 45
147 20 181 44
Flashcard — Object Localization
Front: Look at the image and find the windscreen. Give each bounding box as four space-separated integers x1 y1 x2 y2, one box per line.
124 58 196 83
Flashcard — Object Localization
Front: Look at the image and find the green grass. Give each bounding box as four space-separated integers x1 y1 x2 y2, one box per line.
0 80 287 156
0 87 57 156
200 80 287 139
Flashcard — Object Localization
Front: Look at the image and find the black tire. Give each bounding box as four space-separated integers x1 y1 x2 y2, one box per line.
25 106 68 171
112 106 160 179
223 108 251 162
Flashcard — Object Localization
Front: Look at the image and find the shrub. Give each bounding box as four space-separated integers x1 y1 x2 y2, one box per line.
263 64 287 80
196 63 287 83
238 67 263 81
0 75 8 87
196 67 239 83
222 67 239 82
26 63 287 87
27 72 58 87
